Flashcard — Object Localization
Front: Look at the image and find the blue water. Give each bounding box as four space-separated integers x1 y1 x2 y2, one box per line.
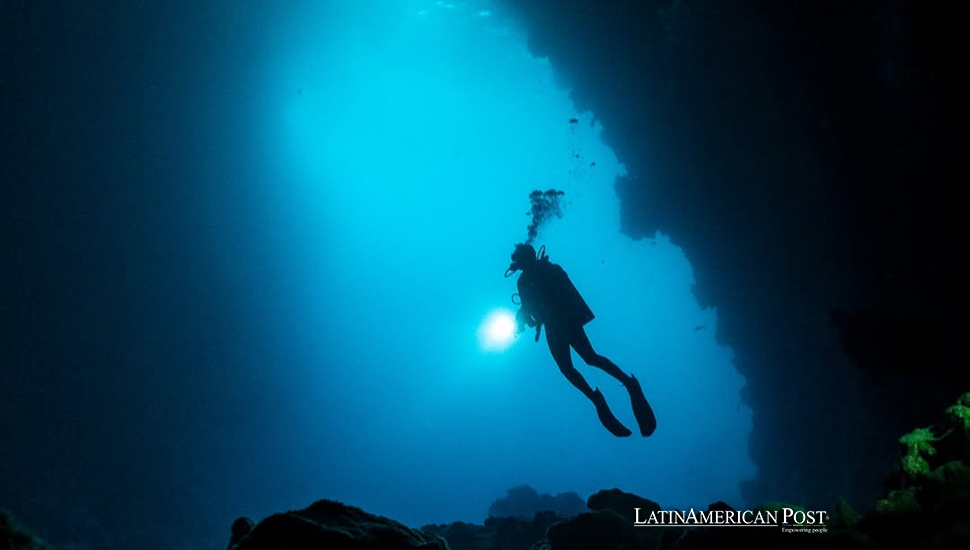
3 0 755 547
226 0 754 527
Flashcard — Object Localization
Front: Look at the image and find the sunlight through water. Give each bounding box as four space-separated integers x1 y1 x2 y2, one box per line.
478 308 518 352
258 0 754 527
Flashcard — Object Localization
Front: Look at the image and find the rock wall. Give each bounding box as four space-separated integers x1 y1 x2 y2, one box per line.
503 0 969 510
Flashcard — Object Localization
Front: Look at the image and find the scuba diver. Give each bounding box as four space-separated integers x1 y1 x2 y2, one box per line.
506 243 656 437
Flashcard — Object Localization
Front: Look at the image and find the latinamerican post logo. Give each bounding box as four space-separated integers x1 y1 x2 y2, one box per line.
634 507 829 533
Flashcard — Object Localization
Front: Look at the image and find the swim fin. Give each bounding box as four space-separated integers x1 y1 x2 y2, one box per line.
624 374 657 436
591 389 632 437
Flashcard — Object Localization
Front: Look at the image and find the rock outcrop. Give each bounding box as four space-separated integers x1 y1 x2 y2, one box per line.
487 485 587 520
228 499 448 550
0 510 53 550
422 511 562 550
505 0 970 512
229 393 970 550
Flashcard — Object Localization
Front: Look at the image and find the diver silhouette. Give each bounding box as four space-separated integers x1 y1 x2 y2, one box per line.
506 243 656 437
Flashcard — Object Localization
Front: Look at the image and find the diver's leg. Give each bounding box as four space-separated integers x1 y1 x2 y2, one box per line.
569 326 631 384
550 324 632 438
571 325 655 436
546 325 595 400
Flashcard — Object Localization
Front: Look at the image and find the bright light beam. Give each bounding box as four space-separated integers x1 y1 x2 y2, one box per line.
478 308 517 352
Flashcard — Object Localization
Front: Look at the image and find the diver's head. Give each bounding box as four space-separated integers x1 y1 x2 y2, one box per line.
510 243 538 271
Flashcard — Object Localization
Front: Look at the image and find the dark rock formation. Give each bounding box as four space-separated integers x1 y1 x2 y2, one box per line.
487 485 587 520
228 517 255 548
505 0 970 512
587 488 662 524
0 510 53 550
419 521 490 550
546 510 638 550
231 395 970 550
488 512 563 550
704 501 734 513
229 499 448 550
423 511 563 550
439 394 970 549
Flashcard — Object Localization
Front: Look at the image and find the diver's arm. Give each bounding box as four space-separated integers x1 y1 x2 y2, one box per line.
514 308 533 334
513 309 542 342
